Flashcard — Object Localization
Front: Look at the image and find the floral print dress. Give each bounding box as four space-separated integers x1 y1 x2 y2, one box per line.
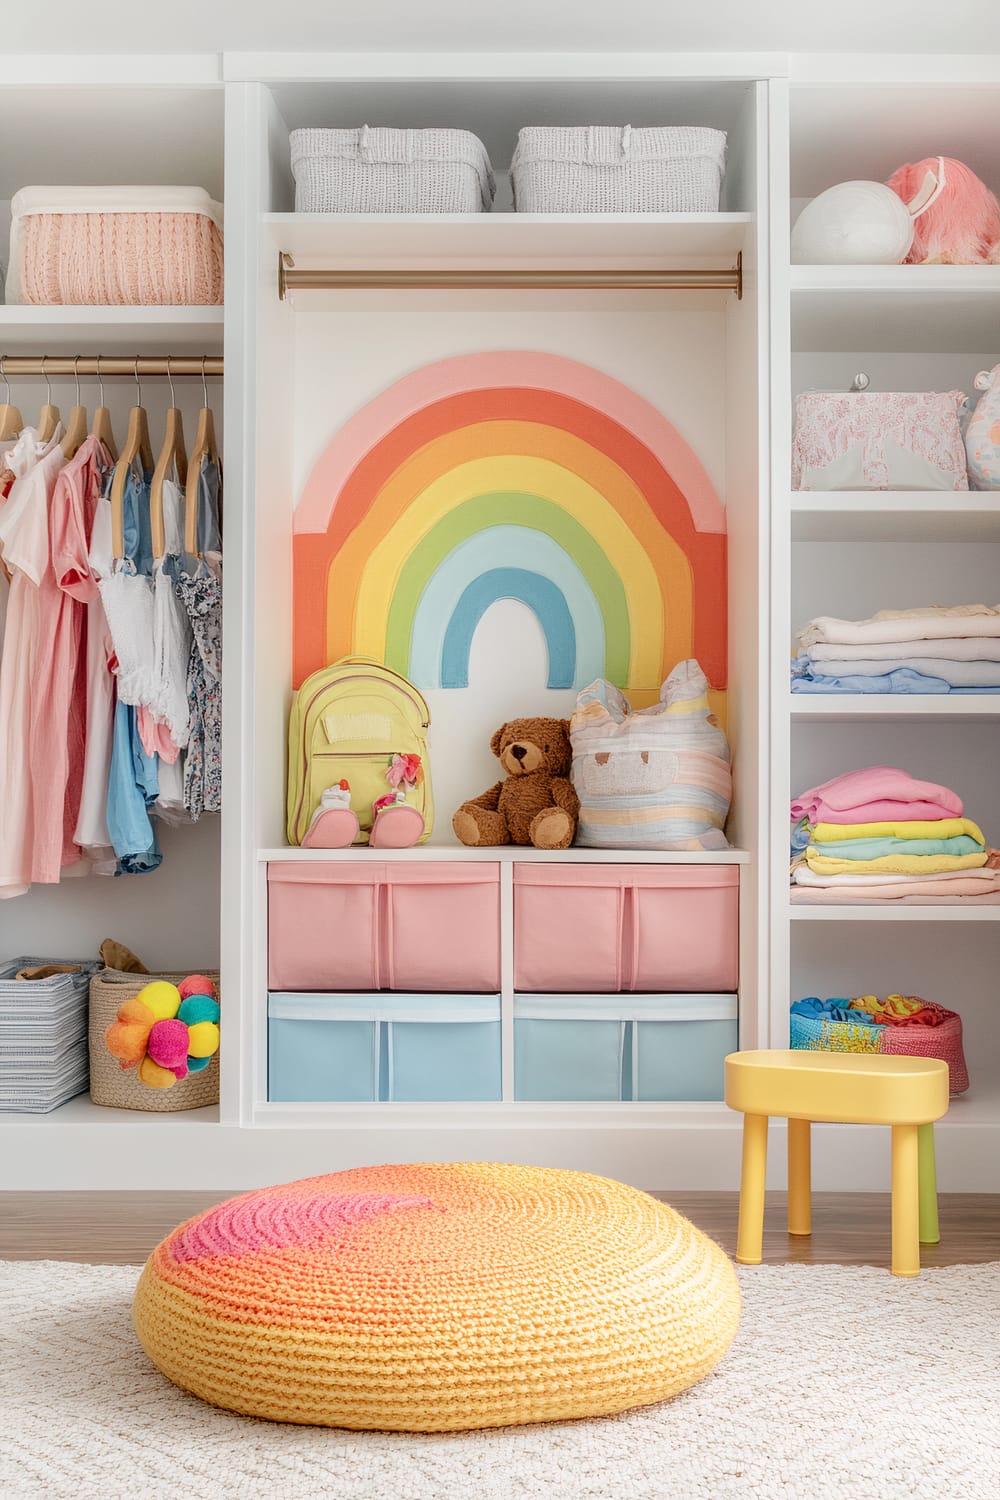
176 455 222 819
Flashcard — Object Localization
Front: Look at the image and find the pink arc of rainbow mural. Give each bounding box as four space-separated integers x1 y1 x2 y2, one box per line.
293 352 727 708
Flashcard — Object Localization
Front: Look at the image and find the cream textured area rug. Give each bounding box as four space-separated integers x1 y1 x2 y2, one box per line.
2 1260 998 1500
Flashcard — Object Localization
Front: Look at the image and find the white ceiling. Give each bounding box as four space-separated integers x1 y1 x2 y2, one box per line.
3 0 998 56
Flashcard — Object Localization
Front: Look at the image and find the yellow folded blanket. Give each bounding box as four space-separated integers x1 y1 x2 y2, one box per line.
811 817 985 845
805 850 988 876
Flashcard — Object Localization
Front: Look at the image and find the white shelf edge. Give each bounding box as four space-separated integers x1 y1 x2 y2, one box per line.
788 904 1000 922
790 264 1000 292
788 491 1000 541
0 1098 220 1127
0 306 224 323
788 695 1000 720
263 211 752 265
789 490 1000 510
257 845 751 864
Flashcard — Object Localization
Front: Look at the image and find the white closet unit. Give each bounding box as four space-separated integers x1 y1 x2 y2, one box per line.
770 64 1000 1194
1 51 997 1194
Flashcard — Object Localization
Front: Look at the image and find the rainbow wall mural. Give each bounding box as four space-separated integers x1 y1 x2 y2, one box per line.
293 352 727 708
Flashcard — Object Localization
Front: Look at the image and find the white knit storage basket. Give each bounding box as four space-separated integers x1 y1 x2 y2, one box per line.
290 127 496 214
511 126 726 213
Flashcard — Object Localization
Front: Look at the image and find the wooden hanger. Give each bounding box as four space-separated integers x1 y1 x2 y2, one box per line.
60 358 88 461
110 361 154 560
184 358 220 557
0 358 22 442
37 357 61 443
150 359 187 560
90 357 118 460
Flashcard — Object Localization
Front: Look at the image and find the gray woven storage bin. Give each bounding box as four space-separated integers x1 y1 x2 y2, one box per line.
290 126 495 214
0 957 100 1113
511 125 726 213
89 944 219 1112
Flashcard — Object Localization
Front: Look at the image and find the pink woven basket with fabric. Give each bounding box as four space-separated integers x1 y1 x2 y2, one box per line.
877 1005 968 1093
790 999 968 1094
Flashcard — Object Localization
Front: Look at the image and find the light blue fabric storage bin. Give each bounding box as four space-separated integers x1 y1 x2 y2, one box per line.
385 996 501 1102
268 994 501 1103
514 994 738 1102
633 994 738 1102
268 994 379 1102
514 996 629 1102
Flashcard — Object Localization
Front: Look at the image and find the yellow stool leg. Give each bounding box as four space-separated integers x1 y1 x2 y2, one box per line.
787 1117 811 1236
891 1122 920 1278
736 1112 768 1265
918 1122 940 1247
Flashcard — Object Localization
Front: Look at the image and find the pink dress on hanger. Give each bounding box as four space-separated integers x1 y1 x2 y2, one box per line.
49 434 116 874
0 428 67 896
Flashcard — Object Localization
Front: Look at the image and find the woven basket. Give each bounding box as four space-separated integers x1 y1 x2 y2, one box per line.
511 125 727 213
290 127 495 214
790 1001 968 1094
88 943 219 1112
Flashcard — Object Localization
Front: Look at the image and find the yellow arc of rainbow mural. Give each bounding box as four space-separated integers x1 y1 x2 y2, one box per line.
293 352 727 709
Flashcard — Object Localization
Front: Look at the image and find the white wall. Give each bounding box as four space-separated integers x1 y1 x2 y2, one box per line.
1 2 992 57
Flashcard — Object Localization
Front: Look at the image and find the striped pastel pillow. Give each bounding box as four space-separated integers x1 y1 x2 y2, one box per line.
570 660 732 850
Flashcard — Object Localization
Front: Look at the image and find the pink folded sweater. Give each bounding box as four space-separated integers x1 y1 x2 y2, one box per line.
790 766 962 826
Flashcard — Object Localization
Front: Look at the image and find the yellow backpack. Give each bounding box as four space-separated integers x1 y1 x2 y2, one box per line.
287 657 433 846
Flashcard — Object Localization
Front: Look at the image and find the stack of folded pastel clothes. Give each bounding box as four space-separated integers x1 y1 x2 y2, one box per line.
790 994 968 1093
791 603 1000 694
790 765 1000 905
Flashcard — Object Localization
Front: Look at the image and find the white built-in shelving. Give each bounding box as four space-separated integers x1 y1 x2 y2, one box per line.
3 50 1000 1194
771 65 1000 1196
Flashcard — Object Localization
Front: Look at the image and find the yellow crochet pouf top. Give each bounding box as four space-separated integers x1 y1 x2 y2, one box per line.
134 1162 740 1431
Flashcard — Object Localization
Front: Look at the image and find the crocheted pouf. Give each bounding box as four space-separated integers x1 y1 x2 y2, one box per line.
133 1162 740 1431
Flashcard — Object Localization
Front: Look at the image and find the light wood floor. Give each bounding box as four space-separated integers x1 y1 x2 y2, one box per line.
1 1191 997 1267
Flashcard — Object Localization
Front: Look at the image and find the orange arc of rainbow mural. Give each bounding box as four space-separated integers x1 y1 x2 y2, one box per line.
293 352 727 700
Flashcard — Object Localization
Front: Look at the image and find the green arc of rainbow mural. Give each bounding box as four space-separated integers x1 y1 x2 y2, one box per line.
292 352 727 707
387 497 628 687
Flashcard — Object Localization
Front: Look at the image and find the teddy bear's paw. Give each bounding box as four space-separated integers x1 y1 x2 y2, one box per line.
530 807 573 851
452 808 482 846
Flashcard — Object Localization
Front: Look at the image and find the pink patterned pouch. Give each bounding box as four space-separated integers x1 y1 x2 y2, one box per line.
792 390 969 491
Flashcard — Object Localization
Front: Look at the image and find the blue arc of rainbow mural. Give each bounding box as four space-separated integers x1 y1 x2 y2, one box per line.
293 352 727 708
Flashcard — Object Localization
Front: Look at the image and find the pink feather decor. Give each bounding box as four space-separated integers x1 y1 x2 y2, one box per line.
887 156 1000 265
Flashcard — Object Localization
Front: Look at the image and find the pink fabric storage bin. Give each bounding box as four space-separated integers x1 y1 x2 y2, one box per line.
514 867 626 993
268 864 379 992
513 864 739 993
267 862 500 993
628 867 739 993
384 864 500 993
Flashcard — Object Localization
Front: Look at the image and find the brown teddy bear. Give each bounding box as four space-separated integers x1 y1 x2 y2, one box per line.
452 718 579 850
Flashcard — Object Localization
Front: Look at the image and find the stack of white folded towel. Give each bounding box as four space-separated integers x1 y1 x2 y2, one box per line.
792 603 1000 695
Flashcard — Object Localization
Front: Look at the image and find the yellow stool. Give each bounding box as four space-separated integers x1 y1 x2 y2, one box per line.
724 1051 949 1277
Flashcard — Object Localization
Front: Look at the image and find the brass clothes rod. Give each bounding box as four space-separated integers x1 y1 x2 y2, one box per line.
0 356 224 377
278 252 742 300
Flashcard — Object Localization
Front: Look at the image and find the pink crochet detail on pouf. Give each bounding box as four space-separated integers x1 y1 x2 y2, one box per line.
170 1190 440 1261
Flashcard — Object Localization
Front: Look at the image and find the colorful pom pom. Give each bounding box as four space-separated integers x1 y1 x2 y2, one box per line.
186 1021 221 1060
179 974 217 1001
148 1018 191 1079
178 995 220 1027
137 981 182 1020
105 996 157 1068
138 1055 178 1089
186 1054 212 1073
104 1020 151 1069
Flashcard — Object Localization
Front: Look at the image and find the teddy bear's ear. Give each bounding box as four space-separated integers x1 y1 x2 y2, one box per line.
490 724 507 758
